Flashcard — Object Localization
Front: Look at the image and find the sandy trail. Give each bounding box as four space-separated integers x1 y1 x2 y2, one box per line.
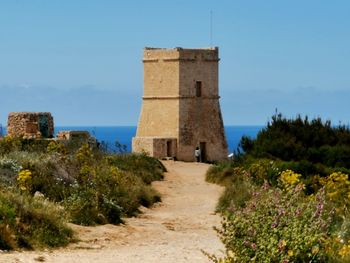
2 161 224 263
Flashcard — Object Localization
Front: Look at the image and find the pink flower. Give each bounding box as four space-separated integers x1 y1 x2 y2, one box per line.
278 209 286 216
262 182 270 190
251 243 257 250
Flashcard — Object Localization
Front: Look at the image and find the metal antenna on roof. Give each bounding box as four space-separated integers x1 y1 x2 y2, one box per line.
210 10 213 47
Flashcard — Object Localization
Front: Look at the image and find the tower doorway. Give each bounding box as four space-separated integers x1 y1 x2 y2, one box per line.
167 140 172 157
200 142 206 162
38 114 49 138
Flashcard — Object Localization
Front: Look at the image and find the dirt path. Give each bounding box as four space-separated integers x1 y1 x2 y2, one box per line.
2 161 224 263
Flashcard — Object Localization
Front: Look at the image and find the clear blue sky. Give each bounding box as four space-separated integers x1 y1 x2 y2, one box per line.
0 0 349 125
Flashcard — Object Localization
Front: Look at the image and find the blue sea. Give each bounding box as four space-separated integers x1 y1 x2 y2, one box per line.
54 126 264 153
1 125 263 153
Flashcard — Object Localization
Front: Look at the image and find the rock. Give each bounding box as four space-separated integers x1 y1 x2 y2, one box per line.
34 191 45 199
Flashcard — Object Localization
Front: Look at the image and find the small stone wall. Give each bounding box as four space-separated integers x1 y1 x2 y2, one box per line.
132 137 177 158
7 112 54 139
56 131 90 140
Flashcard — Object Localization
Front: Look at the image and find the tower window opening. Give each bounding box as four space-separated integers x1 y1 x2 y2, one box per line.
195 81 202 97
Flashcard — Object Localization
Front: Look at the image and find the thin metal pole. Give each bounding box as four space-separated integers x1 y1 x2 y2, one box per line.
210 10 213 47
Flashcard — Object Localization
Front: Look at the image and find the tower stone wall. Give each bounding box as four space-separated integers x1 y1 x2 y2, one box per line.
133 47 228 162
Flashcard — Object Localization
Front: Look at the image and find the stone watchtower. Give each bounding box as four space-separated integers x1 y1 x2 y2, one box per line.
132 47 228 162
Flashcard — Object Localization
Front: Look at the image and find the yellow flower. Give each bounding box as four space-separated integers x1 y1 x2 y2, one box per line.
321 172 350 215
288 250 294 257
339 244 350 258
17 169 33 191
279 170 302 191
227 250 235 258
312 246 319 255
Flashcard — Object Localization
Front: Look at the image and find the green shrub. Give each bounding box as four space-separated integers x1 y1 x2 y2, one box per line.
0 137 53 155
47 141 67 155
0 168 17 186
0 188 73 250
106 153 165 184
217 168 256 212
64 165 161 225
60 146 162 225
246 159 280 185
4 151 74 201
63 187 106 225
206 161 237 185
244 114 350 171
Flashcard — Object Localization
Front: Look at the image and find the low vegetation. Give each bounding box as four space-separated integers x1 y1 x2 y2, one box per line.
0 137 164 250
207 114 350 262
240 113 350 176
0 190 73 250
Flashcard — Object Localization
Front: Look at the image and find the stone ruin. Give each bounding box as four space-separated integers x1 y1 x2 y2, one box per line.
56 130 97 147
7 112 54 139
6 112 96 145
56 130 90 141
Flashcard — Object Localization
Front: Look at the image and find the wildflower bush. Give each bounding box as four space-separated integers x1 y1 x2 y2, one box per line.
0 138 165 249
63 156 161 225
60 144 162 225
208 114 350 262
319 172 350 259
247 159 280 185
207 162 350 262
278 169 302 192
320 172 350 215
46 141 67 155
210 183 333 262
207 166 350 261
